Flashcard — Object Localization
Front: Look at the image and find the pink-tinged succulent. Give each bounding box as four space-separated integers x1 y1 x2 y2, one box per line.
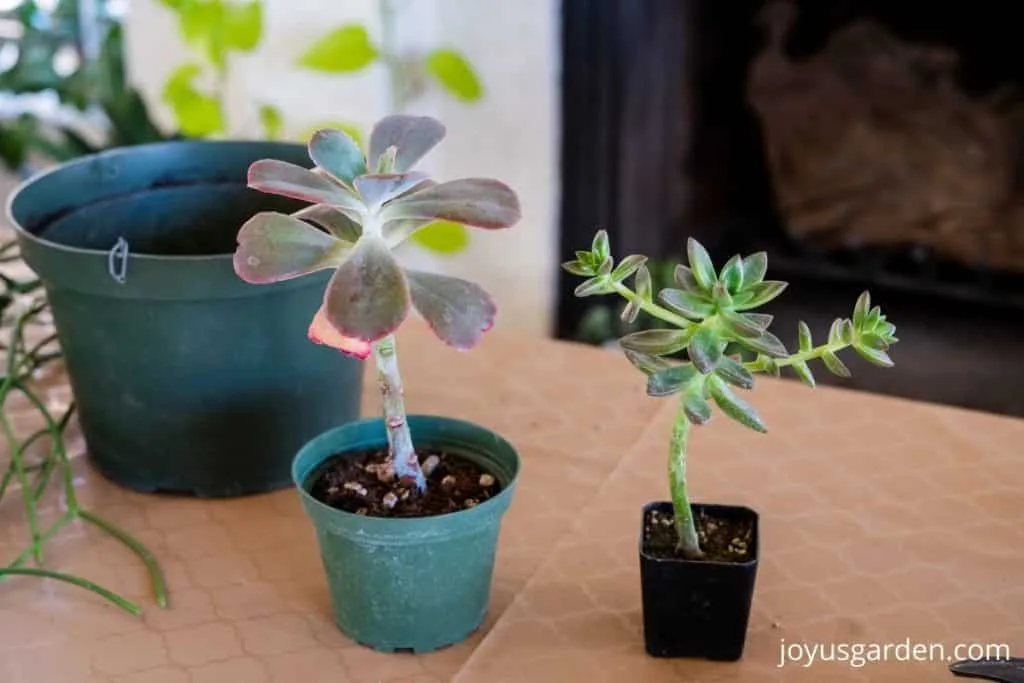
232 114 521 360
232 114 521 491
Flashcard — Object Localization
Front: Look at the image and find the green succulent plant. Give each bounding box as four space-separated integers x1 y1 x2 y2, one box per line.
233 114 521 490
564 231 899 559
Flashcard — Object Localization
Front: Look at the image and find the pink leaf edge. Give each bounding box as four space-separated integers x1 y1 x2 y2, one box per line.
417 301 497 352
308 306 372 359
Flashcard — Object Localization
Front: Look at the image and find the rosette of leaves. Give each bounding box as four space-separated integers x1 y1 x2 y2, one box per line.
232 114 520 358
563 230 898 557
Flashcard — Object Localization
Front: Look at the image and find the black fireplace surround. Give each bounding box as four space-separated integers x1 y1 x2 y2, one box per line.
556 0 1024 418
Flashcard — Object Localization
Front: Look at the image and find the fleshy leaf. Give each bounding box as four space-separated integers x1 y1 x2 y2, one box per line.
719 255 744 293
368 114 447 172
687 326 722 374
623 349 670 375
621 299 641 323
354 172 430 209
611 254 647 282
309 129 367 186
294 204 361 242
308 306 372 359
381 178 521 229
248 160 362 210
854 345 894 368
323 236 410 342
791 360 816 387
658 288 713 320
733 280 788 310
673 264 702 294
647 363 699 398
574 277 613 297
683 388 713 425
687 238 717 291
821 350 851 377
739 330 788 358
720 309 765 338
635 265 653 300
406 270 496 350
233 212 347 284
797 321 813 352
708 375 766 433
853 291 871 327
714 356 754 390
591 230 611 262
742 252 768 287
562 260 592 277
618 328 693 355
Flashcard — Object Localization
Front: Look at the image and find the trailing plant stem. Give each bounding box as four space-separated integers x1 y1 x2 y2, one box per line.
611 281 695 330
747 341 852 372
371 335 426 491
669 396 702 559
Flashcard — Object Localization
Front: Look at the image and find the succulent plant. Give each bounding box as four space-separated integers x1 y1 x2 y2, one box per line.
563 231 898 558
233 114 521 490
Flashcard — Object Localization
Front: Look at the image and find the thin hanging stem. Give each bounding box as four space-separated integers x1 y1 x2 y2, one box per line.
0 568 141 616
371 334 425 490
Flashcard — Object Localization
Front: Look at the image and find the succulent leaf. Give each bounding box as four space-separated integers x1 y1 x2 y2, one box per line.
406 270 496 350
683 387 713 425
797 321 813 352
647 363 699 397
308 306 372 359
745 312 774 329
733 280 788 311
739 330 788 358
574 277 613 297
591 230 611 263
742 251 768 287
562 260 592 277
380 178 521 229
635 265 653 301
686 238 717 291
233 212 348 284
828 318 844 345
294 204 361 242
854 345 894 368
658 288 713 320
673 264 702 294
714 355 754 390
720 309 765 338
840 319 856 344
248 160 363 211
853 291 871 327
323 235 410 342
791 360 816 387
859 332 888 350
611 254 648 282
354 172 431 209
621 299 641 323
618 328 693 355
309 128 367 186
623 349 671 375
598 256 613 275
687 326 722 374
708 375 767 433
821 350 851 377
718 254 744 293
368 114 447 172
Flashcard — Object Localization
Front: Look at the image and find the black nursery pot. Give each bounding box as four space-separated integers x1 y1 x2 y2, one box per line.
639 501 759 661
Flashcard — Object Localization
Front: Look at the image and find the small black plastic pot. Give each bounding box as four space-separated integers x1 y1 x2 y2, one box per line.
639 501 759 661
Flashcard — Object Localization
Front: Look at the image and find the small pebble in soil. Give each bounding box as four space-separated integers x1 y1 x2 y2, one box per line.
421 455 441 477
440 474 457 489
465 498 478 508
479 473 495 488
343 481 367 496
382 492 398 509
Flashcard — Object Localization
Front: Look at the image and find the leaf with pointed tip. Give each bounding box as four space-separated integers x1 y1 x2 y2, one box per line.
611 254 647 282
797 321 813 352
687 238 717 290
574 277 613 297
658 288 713 320
635 265 653 301
791 360 815 387
673 264 702 294
746 312 774 329
719 254 744 293
687 326 722 374
354 172 430 209
381 178 521 229
854 345 894 368
853 291 871 327
828 318 844 345
598 256 613 275
623 349 671 375
708 375 766 433
619 328 693 355
368 114 447 172
733 280 788 310
720 309 764 339
562 260 592 277
742 252 768 287
866 306 882 328
308 306 372 359
715 355 754 390
648 363 699 397
683 388 713 426
821 350 851 377
233 212 348 284
294 204 361 242
621 299 640 323
406 270 496 350
712 280 734 308
248 159 362 211
859 332 888 350
309 129 367 186
840 319 855 344
591 230 611 262
739 330 788 358
323 235 410 342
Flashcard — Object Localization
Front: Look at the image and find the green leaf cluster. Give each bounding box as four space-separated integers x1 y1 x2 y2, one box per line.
562 230 900 435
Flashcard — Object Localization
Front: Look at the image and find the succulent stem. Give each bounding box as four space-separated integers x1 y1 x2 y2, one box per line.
611 281 695 330
371 334 426 491
669 396 703 559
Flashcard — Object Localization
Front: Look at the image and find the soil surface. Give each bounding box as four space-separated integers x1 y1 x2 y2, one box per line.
643 507 755 563
308 448 501 518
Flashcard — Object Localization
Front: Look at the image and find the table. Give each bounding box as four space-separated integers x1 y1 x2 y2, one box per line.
1 321 1022 682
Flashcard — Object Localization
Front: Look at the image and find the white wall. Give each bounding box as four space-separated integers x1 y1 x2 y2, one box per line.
123 0 561 338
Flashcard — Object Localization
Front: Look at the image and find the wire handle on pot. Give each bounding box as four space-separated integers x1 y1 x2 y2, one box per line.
107 237 129 285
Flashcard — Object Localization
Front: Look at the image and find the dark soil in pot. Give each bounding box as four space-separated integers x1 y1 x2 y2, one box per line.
639 501 759 661
308 449 502 518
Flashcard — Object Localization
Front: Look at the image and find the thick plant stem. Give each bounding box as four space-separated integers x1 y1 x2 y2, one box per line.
371 335 425 491
669 397 703 559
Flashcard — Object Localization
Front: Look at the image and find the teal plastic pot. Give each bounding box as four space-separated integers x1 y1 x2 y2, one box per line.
5 141 363 497
293 415 521 653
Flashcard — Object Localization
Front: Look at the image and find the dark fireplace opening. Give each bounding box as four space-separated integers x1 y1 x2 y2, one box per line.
557 0 1024 417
